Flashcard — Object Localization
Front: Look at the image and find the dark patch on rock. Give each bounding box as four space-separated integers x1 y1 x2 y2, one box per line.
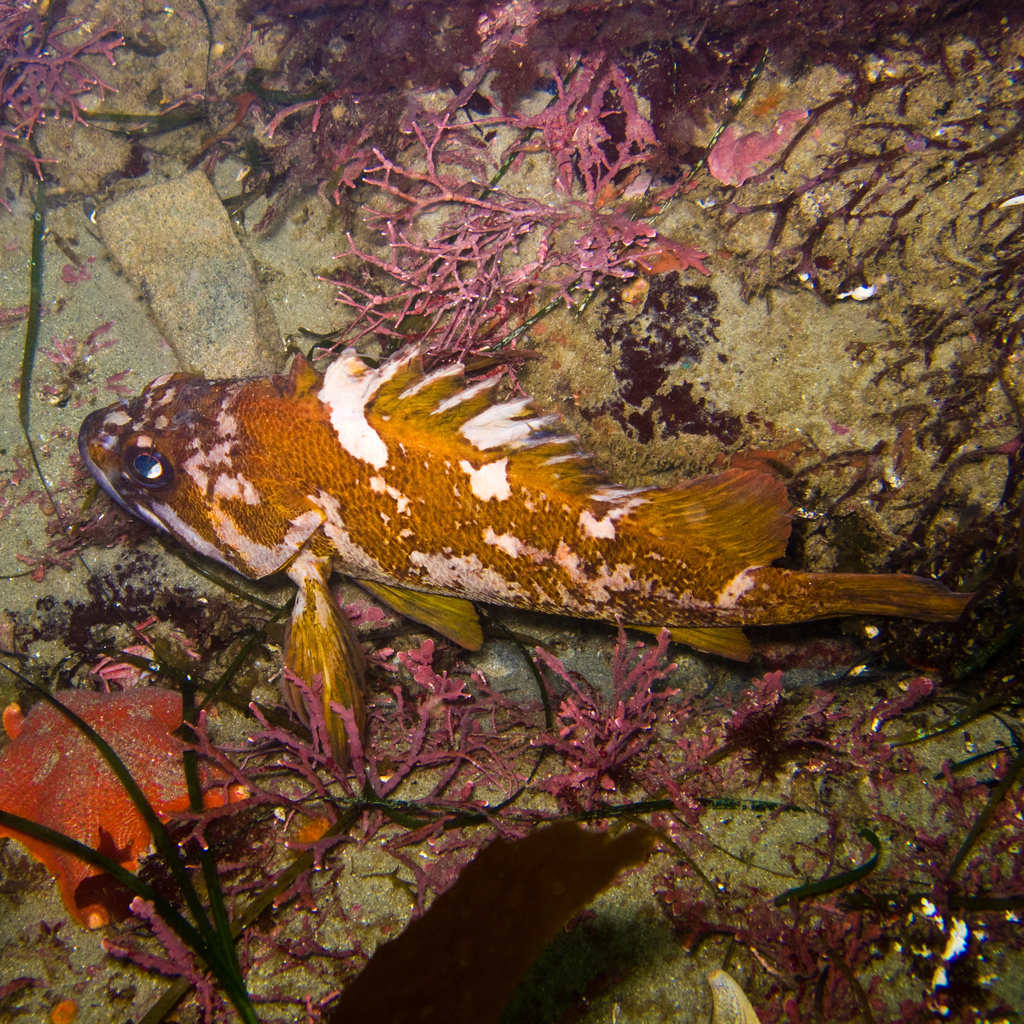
586 273 743 445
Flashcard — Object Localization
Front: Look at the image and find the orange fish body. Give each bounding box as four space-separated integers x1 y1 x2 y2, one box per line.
79 347 970 756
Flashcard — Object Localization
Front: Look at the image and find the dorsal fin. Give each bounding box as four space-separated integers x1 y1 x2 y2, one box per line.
280 352 320 400
331 348 790 565
362 346 606 498
633 469 792 569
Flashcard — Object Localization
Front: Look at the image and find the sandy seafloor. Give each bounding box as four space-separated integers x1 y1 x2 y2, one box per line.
1 3 1023 1022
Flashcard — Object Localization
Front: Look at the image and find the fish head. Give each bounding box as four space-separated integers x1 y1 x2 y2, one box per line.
79 372 207 526
78 371 325 579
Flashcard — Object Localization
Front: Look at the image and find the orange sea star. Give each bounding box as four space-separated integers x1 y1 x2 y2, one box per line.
0 687 229 928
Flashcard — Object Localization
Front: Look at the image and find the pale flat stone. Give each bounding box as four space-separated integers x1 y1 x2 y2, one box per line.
98 170 283 378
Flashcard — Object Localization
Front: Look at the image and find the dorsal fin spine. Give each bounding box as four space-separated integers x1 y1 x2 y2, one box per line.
361 346 609 499
460 398 551 450
398 362 462 401
282 352 321 400
432 376 499 415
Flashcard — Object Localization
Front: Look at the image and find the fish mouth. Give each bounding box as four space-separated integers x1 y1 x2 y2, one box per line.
78 408 136 516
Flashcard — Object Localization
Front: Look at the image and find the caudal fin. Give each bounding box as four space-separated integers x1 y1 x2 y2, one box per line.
742 568 972 624
822 572 973 622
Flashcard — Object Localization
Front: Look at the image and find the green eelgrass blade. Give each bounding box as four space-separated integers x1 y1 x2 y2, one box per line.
18 174 45 435
198 596 291 711
938 743 1013 779
178 679 251 1015
891 691 1008 748
81 106 206 135
774 828 882 906
947 730 1024 881
16 167 60 516
139 806 363 1023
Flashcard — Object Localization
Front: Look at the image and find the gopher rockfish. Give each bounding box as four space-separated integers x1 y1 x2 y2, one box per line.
79 347 971 757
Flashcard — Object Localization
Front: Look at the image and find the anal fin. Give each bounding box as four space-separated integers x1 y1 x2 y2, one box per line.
631 624 753 662
285 551 366 762
359 580 484 651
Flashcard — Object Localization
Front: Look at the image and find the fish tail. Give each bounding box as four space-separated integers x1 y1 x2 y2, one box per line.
284 563 367 763
821 571 972 621
742 568 972 624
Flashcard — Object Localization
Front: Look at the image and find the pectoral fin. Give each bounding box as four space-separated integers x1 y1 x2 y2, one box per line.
285 551 366 762
632 624 753 662
358 581 484 651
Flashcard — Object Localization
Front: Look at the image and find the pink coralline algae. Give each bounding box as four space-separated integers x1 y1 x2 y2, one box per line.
532 629 678 806
329 106 708 361
513 54 657 204
0 3 122 176
708 109 809 186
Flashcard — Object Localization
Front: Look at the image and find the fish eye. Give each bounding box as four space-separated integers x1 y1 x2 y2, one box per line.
124 446 174 489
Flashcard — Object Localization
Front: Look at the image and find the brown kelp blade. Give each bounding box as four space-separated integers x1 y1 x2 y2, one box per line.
330 822 655 1024
284 566 366 762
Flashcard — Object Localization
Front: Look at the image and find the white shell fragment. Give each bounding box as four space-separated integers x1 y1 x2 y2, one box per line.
836 284 876 301
707 969 760 1024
